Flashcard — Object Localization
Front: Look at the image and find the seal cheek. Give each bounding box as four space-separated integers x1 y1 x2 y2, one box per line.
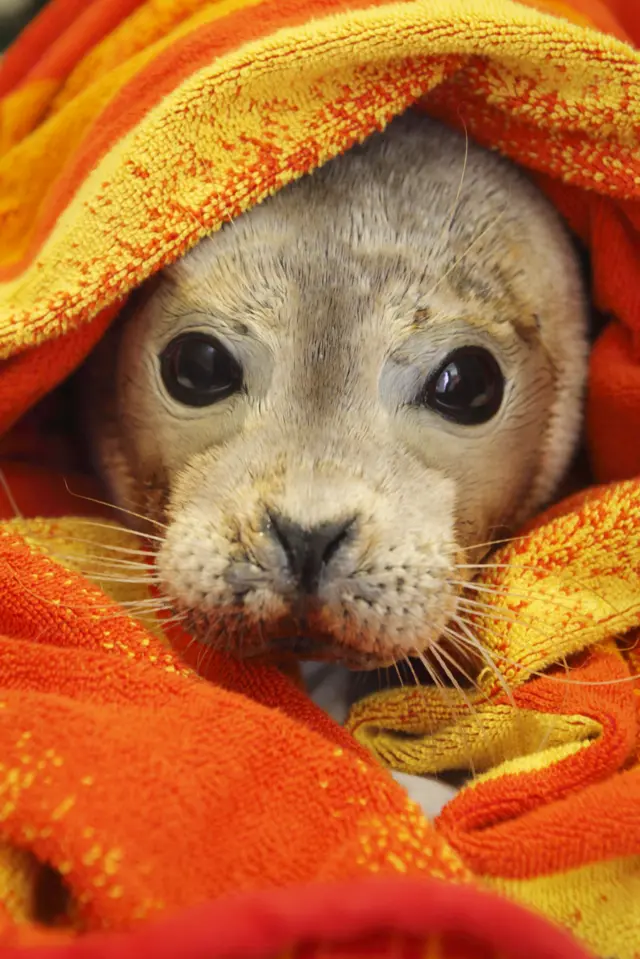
314 551 459 665
154 507 238 611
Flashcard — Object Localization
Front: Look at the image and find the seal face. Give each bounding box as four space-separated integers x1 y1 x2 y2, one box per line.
81 112 589 669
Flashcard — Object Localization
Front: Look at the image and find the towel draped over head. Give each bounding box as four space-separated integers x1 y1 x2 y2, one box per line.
0 0 638 957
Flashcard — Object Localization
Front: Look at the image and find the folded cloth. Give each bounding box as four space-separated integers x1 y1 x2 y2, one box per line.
0 0 639 957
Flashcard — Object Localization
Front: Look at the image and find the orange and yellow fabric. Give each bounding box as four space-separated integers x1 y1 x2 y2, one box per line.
0 0 639 957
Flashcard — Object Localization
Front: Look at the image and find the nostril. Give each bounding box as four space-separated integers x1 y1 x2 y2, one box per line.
267 512 355 594
320 520 352 567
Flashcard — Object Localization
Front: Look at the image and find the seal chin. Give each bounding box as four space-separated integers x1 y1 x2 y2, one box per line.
274 637 391 670
268 625 406 670
175 594 448 671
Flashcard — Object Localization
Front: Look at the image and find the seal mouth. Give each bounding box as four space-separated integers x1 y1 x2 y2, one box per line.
274 637 483 684
279 635 332 657
274 635 386 670
178 595 474 674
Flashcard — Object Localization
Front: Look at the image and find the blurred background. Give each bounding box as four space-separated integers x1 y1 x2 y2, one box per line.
0 0 47 51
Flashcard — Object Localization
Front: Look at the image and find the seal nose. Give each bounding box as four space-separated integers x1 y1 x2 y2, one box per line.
268 514 354 594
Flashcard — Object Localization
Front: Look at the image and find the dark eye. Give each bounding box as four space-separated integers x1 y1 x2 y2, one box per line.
420 346 504 425
159 333 243 407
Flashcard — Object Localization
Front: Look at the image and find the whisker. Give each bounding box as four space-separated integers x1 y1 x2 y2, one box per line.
114 596 172 607
162 615 191 630
3 549 186 634
429 641 486 697
401 654 423 692
0 468 22 519
83 602 174 617
53 537 157 558
453 565 623 613
422 203 508 302
196 638 209 677
447 118 469 233
43 601 174 624
179 634 201 664
413 648 477 775
66 574 161 585
44 552 154 572
465 531 533 552
413 649 448 703
201 643 217 679
400 652 445 738
446 619 517 712
534 652 570 755
450 578 587 614
392 660 406 690
62 478 169 531
452 613 640 688
413 650 441 692
455 596 558 639
57 518 165 543
427 642 475 713
426 642 479 775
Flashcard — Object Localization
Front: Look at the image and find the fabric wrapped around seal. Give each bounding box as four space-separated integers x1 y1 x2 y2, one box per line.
0 0 638 957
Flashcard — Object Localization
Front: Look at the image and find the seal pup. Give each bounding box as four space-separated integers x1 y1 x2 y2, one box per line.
79 111 589 671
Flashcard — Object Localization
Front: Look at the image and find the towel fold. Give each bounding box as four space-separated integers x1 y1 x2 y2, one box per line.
0 0 639 956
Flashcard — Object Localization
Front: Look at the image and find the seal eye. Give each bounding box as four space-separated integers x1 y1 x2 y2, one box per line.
159 333 242 407
421 346 504 425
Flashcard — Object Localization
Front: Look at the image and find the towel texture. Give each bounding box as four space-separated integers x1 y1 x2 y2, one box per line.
0 0 639 956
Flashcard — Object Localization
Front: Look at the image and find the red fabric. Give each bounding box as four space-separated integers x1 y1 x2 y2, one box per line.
0 0 636 956
0 303 117 438
0 878 593 959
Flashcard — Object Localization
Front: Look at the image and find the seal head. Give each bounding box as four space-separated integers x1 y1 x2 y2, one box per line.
81 112 589 669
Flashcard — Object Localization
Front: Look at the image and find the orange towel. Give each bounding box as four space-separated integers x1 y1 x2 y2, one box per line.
0 0 639 957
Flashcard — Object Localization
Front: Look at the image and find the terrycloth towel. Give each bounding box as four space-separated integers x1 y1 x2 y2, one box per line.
0 0 639 957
